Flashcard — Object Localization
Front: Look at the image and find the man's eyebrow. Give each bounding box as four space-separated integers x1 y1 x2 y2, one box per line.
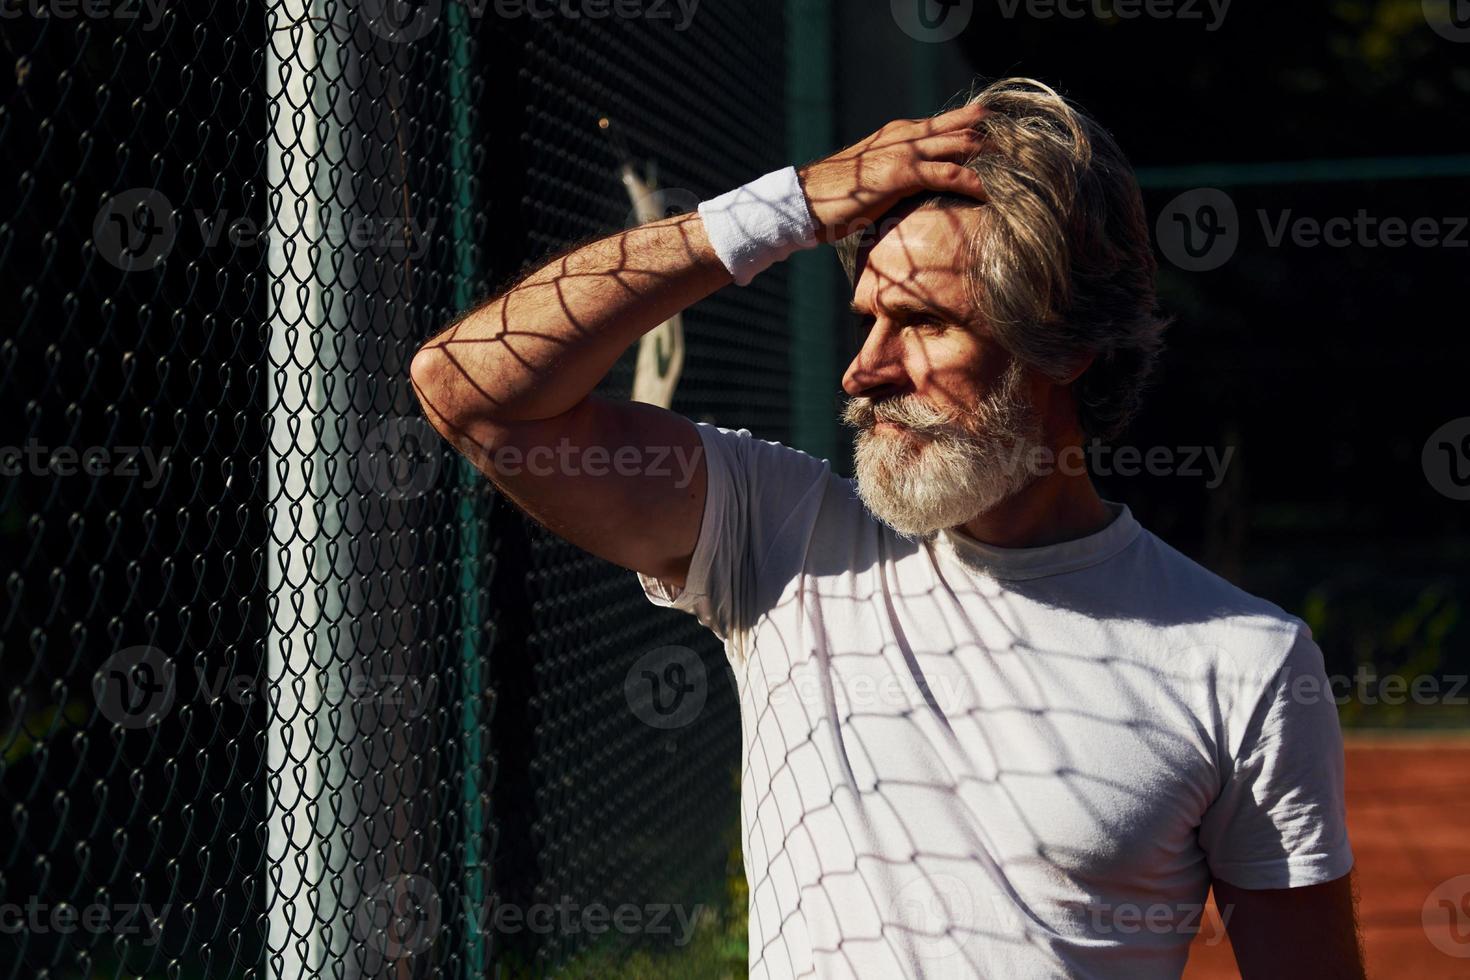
847 297 956 320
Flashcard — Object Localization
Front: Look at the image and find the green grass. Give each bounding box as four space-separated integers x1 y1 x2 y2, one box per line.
548 809 748 980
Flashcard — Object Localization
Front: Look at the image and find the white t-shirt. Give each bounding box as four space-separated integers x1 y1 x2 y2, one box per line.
638 423 1353 980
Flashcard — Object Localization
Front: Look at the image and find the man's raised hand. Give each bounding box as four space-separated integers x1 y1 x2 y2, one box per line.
796 102 990 244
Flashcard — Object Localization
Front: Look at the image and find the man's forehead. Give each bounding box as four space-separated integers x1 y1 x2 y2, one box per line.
851 269 967 317
852 207 980 313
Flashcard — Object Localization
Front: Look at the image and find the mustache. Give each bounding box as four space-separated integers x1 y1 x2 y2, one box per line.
840 393 968 438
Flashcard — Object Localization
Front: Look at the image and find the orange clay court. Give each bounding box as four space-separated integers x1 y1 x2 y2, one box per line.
1184 734 1470 979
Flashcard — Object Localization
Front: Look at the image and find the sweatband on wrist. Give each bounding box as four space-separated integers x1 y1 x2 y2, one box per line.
697 165 819 286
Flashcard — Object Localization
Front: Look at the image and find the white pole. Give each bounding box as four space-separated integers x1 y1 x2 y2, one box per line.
264 3 357 976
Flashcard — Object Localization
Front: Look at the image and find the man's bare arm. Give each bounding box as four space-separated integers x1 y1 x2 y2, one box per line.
412 212 730 433
409 103 990 586
410 211 727 586
1213 870 1365 979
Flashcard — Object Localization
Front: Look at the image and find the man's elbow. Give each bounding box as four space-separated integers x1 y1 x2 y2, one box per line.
409 344 449 406
409 343 514 455
410 344 475 444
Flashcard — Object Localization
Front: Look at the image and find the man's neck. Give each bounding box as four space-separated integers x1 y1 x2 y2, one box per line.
954 457 1112 550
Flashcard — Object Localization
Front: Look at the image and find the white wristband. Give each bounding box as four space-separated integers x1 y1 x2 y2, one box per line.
697 166 819 286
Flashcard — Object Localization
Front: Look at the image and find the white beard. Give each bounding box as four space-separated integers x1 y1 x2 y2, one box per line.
842 360 1046 540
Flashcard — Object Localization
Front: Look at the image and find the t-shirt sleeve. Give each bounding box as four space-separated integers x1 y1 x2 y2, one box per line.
1198 625 1355 889
636 421 832 664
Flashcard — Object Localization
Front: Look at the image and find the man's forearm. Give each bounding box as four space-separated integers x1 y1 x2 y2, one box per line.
410 210 729 438
410 114 991 444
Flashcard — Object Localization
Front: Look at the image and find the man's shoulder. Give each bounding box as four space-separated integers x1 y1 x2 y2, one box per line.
1131 525 1297 619
692 420 836 484
1124 525 1310 680
692 420 876 524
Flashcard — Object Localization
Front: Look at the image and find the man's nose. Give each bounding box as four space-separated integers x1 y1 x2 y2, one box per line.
841 322 908 399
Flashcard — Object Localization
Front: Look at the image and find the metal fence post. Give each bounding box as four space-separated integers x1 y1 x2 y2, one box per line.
264 3 357 974
446 3 489 976
786 0 839 463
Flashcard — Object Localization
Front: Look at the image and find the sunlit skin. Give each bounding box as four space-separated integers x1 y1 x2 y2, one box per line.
841 205 1113 549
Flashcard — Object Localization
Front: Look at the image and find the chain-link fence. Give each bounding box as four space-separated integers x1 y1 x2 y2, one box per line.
1 2 801 976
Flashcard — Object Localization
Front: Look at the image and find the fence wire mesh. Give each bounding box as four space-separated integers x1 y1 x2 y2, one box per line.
1 2 793 976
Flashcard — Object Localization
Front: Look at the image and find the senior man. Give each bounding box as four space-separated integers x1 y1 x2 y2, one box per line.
410 77 1362 979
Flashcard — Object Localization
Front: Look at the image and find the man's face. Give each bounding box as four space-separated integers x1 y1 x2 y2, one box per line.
840 206 1046 539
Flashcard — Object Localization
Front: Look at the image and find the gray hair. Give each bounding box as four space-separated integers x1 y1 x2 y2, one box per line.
835 77 1171 442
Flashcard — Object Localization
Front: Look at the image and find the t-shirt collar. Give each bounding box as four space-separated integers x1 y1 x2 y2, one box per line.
933 500 1141 581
